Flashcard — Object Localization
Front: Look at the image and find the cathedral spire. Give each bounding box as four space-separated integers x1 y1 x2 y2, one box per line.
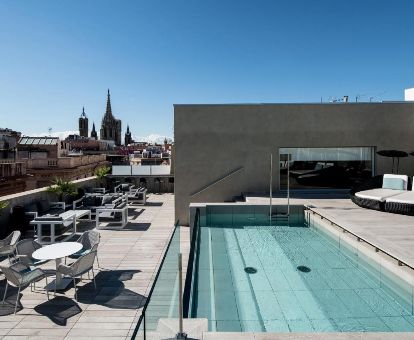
105 89 112 118
81 106 86 117
100 89 122 145
91 122 97 140
124 124 132 145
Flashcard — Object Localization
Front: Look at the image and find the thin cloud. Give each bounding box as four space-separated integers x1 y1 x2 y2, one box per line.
28 130 78 139
133 134 173 144
26 131 173 143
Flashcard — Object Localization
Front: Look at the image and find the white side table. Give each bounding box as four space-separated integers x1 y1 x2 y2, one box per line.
32 242 83 290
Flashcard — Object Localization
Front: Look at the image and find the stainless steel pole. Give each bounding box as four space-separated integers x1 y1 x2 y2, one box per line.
287 153 290 218
269 153 273 223
178 253 183 334
176 253 187 339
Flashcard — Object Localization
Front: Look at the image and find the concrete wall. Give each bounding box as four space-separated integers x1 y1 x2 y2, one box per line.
174 103 414 225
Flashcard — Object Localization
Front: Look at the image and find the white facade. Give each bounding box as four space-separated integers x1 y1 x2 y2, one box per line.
405 88 414 101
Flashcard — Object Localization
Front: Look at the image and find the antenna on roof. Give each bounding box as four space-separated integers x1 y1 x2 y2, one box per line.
369 91 387 102
48 128 52 137
356 94 367 102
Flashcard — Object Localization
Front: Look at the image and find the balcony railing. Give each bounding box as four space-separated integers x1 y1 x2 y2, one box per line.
131 220 181 339
26 154 107 169
112 165 171 176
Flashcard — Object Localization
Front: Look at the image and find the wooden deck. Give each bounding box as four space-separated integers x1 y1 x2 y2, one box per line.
0 193 181 340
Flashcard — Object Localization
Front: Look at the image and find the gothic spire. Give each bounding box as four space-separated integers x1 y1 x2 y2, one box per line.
91 122 98 140
126 124 130 134
81 106 86 118
105 89 112 118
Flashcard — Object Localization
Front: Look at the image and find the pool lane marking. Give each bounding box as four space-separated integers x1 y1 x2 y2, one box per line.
231 226 266 331
208 227 217 331
250 225 312 331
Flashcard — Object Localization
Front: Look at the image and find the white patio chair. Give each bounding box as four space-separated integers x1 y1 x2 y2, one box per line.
67 230 101 268
95 200 128 229
56 251 97 301
15 239 48 267
0 231 21 263
1 263 52 314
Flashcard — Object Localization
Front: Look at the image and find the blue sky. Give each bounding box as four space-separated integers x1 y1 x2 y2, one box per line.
1 0 413 139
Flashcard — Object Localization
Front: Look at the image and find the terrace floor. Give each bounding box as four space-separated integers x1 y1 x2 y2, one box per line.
3 193 414 339
0 193 180 340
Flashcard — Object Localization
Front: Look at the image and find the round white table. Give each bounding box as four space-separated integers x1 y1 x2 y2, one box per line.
32 242 82 290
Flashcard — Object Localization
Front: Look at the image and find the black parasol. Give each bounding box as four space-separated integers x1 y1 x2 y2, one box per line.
377 150 408 174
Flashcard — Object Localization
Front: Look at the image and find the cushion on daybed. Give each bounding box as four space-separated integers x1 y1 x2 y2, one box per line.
37 199 51 214
25 202 38 214
382 174 408 190
385 191 414 204
121 184 131 192
102 195 114 205
84 195 96 207
34 216 63 222
355 188 405 202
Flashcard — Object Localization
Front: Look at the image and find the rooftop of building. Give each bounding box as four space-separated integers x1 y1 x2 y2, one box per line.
173 101 414 107
18 137 59 145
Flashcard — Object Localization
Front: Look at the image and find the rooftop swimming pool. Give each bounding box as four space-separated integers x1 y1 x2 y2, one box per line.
188 206 414 332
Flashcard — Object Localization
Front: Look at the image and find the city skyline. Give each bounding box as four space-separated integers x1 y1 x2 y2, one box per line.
1 0 414 137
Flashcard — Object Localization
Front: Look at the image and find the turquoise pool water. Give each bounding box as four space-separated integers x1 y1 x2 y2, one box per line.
190 220 414 332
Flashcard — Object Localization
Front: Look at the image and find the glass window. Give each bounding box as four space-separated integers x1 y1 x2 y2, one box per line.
279 147 374 190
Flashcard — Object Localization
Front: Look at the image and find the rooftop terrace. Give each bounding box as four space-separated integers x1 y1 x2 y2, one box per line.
0 193 177 339
2 187 414 339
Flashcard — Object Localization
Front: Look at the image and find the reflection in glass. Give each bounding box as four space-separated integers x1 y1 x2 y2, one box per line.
279 147 374 190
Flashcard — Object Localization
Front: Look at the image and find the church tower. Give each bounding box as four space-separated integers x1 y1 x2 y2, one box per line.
79 107 88 138
91 122 98 140
125 125 132 145
100 89 122 146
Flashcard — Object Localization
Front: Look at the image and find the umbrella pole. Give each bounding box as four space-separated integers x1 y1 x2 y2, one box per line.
397 157 400 174
392 157 395 174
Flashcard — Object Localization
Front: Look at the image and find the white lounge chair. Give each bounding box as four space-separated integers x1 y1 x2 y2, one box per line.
355 174 408 202
385 176 414 215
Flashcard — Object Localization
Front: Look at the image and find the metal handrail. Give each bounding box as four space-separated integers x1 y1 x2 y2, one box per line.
190 167 244 197
306 207 414 270
131 220 180 340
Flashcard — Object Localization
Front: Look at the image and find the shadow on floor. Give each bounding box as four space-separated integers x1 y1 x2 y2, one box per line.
0 269 146 322
35 296 82 326
144 202 163 207
315 206 359 210
0 279 22 315
128 208 145 219
122 223 151 231
77 269 147 310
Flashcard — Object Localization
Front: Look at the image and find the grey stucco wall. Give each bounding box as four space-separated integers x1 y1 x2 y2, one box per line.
174 103 414 225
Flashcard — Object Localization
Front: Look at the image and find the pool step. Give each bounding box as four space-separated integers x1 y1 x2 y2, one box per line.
271 213 289 218
271 213 290 225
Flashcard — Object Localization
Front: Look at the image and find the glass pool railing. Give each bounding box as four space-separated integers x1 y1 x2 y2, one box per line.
131 220 181 339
